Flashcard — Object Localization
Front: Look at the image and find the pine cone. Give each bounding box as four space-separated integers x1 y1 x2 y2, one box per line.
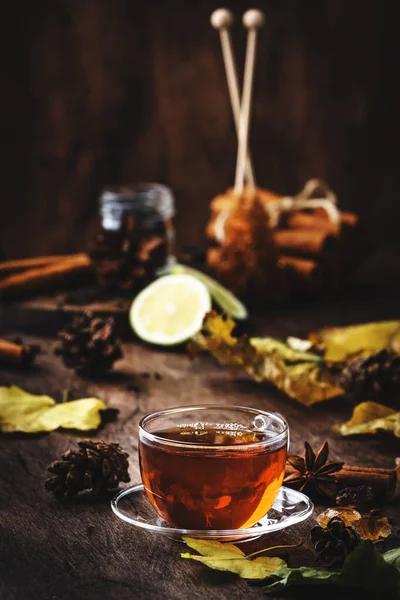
45 440 130 497
88 213 167 290
54 312 123 376
339 349 400 408
311 517 361 567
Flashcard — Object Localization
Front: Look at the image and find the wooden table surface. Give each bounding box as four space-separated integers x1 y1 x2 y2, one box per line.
0 290 399 600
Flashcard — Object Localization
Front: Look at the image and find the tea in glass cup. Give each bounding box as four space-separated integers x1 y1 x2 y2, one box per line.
139 405 288 530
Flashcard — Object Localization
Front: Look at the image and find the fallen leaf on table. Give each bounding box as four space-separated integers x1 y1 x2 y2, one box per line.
188 312 260 373
317 508 391 540
339 542 400 597
181 536 286 580
190 312 343 406
265 541 400 597
0 385 107 433
383 547 400 570
309 320 400 363
268 359 342 407
266 564 341 589
334 401 400 437
251 337 323 364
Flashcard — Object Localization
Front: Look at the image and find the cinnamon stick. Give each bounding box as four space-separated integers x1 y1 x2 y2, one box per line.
0 254 86 277
310 207 358 227
284 213 341 235
283 211 358 234
0 338 41 367
273 228 337 257
0 254 94 299
335 465 397 501
339 211 358 226
206 247 223 269
278 255 318 278
208 249 321 292
285 463 397 503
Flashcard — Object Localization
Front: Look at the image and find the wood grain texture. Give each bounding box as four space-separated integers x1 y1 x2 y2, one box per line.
1 0 400 262
0 297 399 600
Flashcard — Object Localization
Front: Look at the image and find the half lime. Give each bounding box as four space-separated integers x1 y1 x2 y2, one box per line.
129 274 211 345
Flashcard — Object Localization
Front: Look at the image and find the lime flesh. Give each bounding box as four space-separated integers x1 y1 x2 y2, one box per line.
130 274 211 345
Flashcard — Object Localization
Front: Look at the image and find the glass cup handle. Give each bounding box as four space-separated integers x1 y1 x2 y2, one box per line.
251 412 289 450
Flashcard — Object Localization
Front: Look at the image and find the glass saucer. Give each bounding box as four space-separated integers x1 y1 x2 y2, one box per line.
111 485 313 542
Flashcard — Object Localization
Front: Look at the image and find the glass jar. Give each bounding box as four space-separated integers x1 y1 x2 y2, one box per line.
90 183 176 290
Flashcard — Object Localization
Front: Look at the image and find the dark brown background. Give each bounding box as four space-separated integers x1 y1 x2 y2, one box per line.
1 0 400 269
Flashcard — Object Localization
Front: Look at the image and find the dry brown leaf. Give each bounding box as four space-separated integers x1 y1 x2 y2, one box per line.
190 312 342 406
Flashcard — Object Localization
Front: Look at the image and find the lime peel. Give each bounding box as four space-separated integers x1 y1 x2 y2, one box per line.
172 264 248 320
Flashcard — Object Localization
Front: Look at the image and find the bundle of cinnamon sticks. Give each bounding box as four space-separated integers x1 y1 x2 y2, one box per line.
206 185 370 303
207 13 370 304
0 253 95 300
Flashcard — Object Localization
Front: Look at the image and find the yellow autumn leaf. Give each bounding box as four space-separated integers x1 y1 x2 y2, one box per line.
309 320 400 363
0 385 107 433
31 398 108 432
190 312 342 406
181 537 286 580
334 401 400 437
271 361 343 406
203 312 237 344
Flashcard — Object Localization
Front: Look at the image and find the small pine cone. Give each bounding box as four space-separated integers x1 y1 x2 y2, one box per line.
54 312 123 376
311 517 361 567
45 440 130 497
339 349 400 409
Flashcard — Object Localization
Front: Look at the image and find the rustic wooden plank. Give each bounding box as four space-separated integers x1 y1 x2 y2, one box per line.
0 297 399 599
16 295 131 314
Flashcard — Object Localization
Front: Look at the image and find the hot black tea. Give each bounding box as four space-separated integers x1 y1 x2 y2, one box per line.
139 424 287 530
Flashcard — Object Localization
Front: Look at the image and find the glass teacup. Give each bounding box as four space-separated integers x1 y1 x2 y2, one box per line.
139 405 288 530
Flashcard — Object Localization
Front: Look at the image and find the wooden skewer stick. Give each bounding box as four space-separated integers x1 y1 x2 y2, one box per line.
210 9 255 187
234 9 265 196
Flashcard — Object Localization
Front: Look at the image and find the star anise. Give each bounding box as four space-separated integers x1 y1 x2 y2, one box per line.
284 441 344 499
